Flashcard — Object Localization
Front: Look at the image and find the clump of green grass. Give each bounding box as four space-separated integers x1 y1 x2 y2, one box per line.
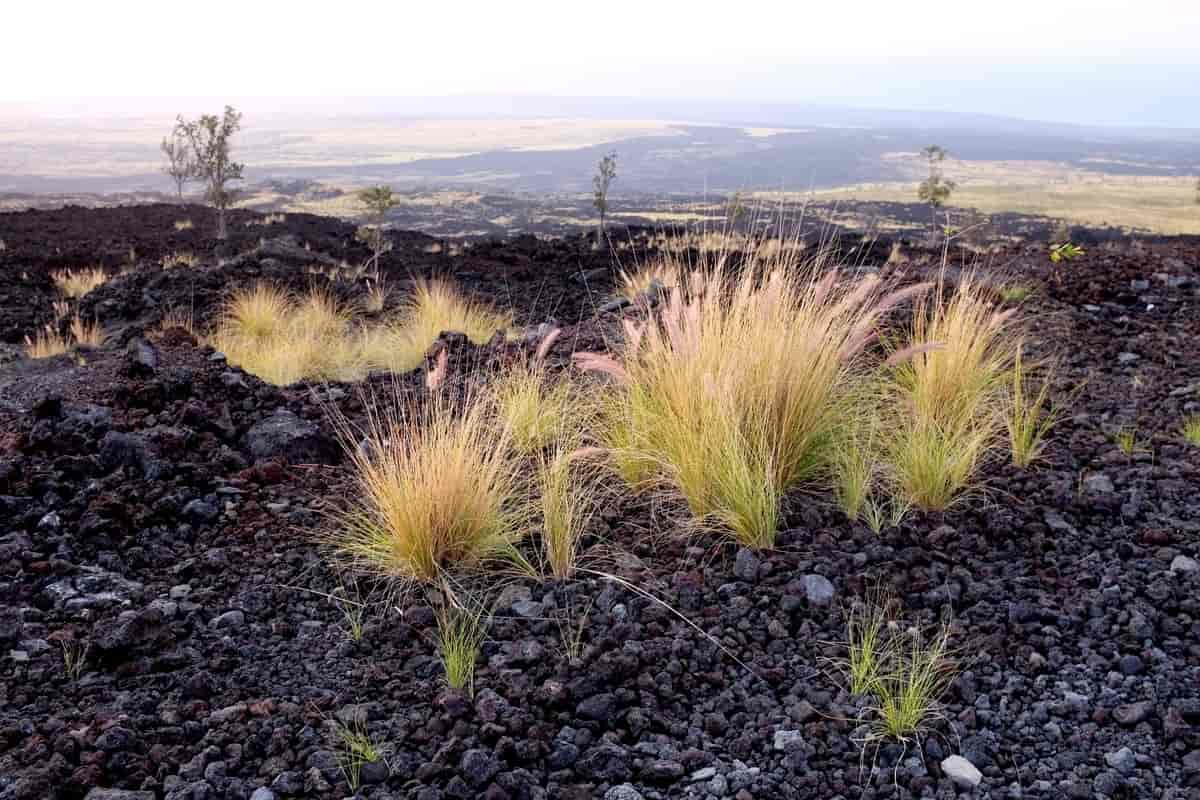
61 639 89 681
1005 344 1059 467
491 331 577 455
325 390 528 585
1182 415 1200 446
332 717 388 792
883 274 1018 510
1113 426 1140 457
578 241 930 549
837 592 958 747
436 601 487 696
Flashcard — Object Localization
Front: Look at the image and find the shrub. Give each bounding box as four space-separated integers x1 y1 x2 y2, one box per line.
1004 344 1059 467
578 245 929 549
51 267 108 298
174 105 244 239
326 391 527 584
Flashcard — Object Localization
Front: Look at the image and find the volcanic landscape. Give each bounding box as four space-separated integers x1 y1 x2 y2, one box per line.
0 203 1198 800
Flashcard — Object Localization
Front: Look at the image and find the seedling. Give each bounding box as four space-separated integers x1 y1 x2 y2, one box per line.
1112 426 1141 458
999 285 1031 303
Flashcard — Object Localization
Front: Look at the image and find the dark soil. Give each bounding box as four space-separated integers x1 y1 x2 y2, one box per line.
0 205 1198 800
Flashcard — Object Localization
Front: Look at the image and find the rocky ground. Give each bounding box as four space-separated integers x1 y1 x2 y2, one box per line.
0 205 1198 800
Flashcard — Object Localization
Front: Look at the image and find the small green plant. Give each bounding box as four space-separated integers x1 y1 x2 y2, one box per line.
332 716 388 792
999 285 1031 303
1005 345 1059 468
436 601 487 696
334 585 368 642
555 596 594 663
537 446 602 580
356 185 398 273
869 621 956 743
1182 415 1200 446
836 593 959 757
61 639 89 681
1113 426 1140 457
1049 242 1085 263
861 492 910 535
832 418 878 522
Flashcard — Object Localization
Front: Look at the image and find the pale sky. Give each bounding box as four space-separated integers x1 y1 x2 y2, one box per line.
4 0 1199 126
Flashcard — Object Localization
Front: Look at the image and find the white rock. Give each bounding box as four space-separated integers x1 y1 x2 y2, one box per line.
1170 555 1198 574
941 755 982 789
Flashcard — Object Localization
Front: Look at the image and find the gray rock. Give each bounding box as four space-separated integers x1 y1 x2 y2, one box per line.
1170 555 1199 574
270 771 304 796
245 411 334 463
577 692 617 722
183 498 219 523
733 548 761 582
460 748 499 786
1083 473 1115 494
1116 352 1139 364
773 729 804 752
211 610 245 630
1113 701 1154 726
84 791 157 800
125 337 158 374
604 785 644 800
940 755 983 789
1104 746 1136 776
801 574 835 606
249 789 277 800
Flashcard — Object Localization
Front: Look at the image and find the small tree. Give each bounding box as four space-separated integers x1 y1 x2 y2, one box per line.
161 134 195 200
355 185 397 273
593 151 618 243
917 145 955 231
175 106 244 240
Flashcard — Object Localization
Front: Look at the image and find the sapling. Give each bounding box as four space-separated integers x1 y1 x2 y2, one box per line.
175 106 244 240
593 151 618 244
356 185 397 273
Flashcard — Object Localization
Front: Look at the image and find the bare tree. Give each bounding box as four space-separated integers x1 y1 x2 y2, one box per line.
593 151 618 243
355 185 397 273
161 134 194 200
175 106 244 240
917 144 956 231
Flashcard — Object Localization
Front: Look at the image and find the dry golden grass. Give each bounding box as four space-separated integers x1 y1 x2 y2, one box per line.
173 218 194 231
157 307 198 338
51 267 108 299
491 359 575 455
24 325 70 359
578 239 930 548
69 314 104 348
325 390 528 584
537 446 602 580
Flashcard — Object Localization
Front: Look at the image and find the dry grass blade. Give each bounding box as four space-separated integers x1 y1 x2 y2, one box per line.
1005 343 1059 467
537 446 601 580
69 314 104 348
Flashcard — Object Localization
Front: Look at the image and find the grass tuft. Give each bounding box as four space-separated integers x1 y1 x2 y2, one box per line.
580 242 928 549
436 601 486 696
332 717 387 792
883 274 1017 510
1005 344 1059 467
24 325 70 359
51 267 108 299
326 390 527 584
537 447 602 580
492 359 575 455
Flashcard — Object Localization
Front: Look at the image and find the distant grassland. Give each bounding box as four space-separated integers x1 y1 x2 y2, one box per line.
796 161 1200 235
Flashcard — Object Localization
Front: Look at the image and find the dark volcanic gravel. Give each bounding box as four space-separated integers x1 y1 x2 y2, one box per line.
0 205 1198 800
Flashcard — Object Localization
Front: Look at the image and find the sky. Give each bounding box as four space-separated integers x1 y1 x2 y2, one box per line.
4 0 1199 127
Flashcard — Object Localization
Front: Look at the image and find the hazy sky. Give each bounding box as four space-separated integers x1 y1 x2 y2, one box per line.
5 1 1198 127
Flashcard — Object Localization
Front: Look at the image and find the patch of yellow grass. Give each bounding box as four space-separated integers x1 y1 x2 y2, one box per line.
326 390 528 584
174 219 194 231
24 325 70 359
69 314 104 348
491 358 575 455
51 267 108 299
579 239 929 549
